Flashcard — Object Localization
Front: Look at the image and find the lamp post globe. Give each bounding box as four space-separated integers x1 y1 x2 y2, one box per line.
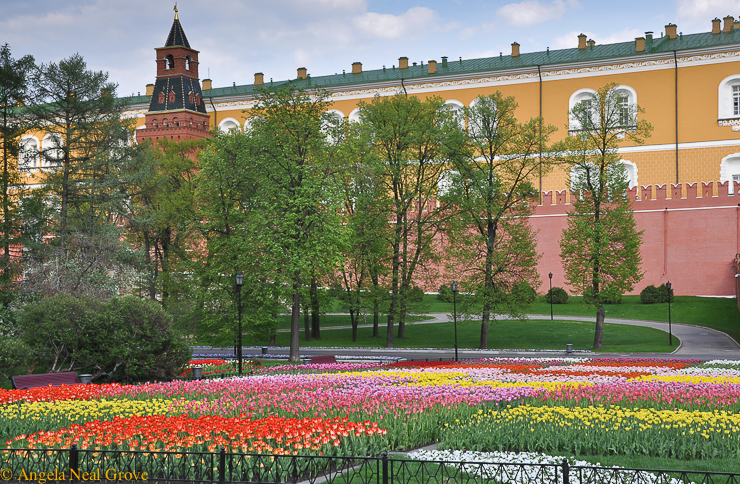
451 282 459 362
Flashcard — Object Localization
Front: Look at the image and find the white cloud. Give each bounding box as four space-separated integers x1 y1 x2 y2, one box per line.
497 0 579 27
675 0 738 34
353 7 440 40
551 28 640 50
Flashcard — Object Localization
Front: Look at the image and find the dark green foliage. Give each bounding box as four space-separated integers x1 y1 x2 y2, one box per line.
641 284 674 304
584 285 622 305
0 336 31 381
657 283 675 303
512 281 537 305
546 287 569 304
407 286 425 303
20 294 190 381
437 284 453 302
640 285 660 304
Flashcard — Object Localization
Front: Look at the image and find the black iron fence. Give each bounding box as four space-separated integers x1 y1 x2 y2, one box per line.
1 446 739 483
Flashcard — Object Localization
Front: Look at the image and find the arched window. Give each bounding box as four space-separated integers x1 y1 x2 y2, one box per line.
619 160 638 189
165 55 174 70
467 96 497 138
19 136 39 172
609 85 637 132
158 92 165 104
172 117 179 127
720 153 740 193
348 108 362 124
568 88 597 134
195 93 201 105
163 118 169 127
323 110 345 144
218 118 241 133
169 91 176 103
437 170 458 198
443 100 465 130
188 91 194 104
41 134 63 170
718 75 740 120
185 56 192 71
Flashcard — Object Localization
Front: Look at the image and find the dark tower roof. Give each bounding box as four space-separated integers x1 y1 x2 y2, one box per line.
164 15 190 48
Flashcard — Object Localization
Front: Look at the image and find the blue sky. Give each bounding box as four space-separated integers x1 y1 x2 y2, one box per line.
1 0 737 97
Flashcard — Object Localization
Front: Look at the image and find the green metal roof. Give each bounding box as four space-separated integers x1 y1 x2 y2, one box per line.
124 28 740 105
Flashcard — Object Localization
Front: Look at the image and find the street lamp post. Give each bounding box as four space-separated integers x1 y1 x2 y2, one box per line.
236 274 244 375
451 282 459 362
666 281 672 347
548 272 553 321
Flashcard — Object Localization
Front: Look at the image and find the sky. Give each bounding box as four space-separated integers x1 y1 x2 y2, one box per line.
2 0 740 98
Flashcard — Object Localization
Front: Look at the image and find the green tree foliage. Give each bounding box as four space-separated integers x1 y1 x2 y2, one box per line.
557 83 652 350
20 294 189 381
195 86 343 361
0 44 35 307
545 287 569 304
352 94 464 347
125 138 203 305
21 54 141 300
444 92 556 348
192 130 281 347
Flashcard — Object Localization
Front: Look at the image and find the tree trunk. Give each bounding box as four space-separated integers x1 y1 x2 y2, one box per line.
350 308 357 342
480 309 490 349
373 303 379 337
289 286 301 362
303 301 311 342
310 278 320 339
593 308 604 350
397 288 406 339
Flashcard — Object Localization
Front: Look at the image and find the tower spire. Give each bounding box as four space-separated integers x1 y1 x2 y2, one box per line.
174 3 178 20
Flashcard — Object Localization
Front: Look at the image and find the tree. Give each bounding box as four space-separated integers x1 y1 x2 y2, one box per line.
352 94 464 347
0 44 35 307
26 53 131 250
445 92 557 348
124 138 203 305
201 86 343 362
557 83 652 350
192 130 280 347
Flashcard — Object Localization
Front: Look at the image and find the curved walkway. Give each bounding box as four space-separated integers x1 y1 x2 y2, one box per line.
273 312 740 360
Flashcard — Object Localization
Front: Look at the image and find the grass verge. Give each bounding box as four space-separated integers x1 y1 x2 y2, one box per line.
255 319 674 352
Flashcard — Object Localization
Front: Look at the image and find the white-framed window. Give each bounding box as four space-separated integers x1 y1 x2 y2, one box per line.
467 96 497 138
18 136 40 173
720 153 740 194
323 109 345 145
437 170 458 198
443 100 465 130
348 108 362 124
718 75 740 120
218 117 241 133
570 160 637 191
619 160 638 189
41 134 63 170
609 85 637 132
568 88 597 133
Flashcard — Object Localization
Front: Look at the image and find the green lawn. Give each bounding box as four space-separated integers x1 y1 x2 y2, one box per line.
276 313 432 330
255 319 674 353
571 454 740 473
411 294 740 344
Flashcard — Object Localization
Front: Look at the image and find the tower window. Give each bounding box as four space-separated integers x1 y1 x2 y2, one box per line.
186 56 192 71
195 94 201 105
734 85 740 116
158 92 165 104
165 54 174 70
188 91 194 103
169 91 176 103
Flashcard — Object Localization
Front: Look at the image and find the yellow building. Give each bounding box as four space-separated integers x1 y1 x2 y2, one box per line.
123 15 740 194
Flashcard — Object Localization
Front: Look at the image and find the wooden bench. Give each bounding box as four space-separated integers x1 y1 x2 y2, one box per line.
309 355 337 364
10 372 80 390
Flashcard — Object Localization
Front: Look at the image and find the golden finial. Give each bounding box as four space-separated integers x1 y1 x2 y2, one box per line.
174 3 178 20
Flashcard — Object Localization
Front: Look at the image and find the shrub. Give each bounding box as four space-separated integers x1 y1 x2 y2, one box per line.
657 283 675 303
545 287 569 304
407 286 425 303
512 281 537 305
0 336 31 380
583 286 622 305
640 285 660 304
437 284 453 302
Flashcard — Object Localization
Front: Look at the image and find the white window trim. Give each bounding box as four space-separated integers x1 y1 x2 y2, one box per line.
19 135 40 173
444 100 464 130
718 74 740 120
568 88 597 132
42 133 64 171
719 153 740 191
619 159 638 189
348 108 362 124
218 117 242 133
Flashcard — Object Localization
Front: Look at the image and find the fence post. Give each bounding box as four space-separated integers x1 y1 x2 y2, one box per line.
219 447 226 484
561 459 569 484
69 444 79 482
381 452 388 484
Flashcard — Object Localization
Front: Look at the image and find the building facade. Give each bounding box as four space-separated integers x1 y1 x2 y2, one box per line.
29 12 740 296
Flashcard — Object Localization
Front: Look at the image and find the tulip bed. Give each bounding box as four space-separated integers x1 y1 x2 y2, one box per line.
2 357 740 472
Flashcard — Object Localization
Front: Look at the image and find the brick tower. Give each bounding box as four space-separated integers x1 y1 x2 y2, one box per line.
136 7 211 144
